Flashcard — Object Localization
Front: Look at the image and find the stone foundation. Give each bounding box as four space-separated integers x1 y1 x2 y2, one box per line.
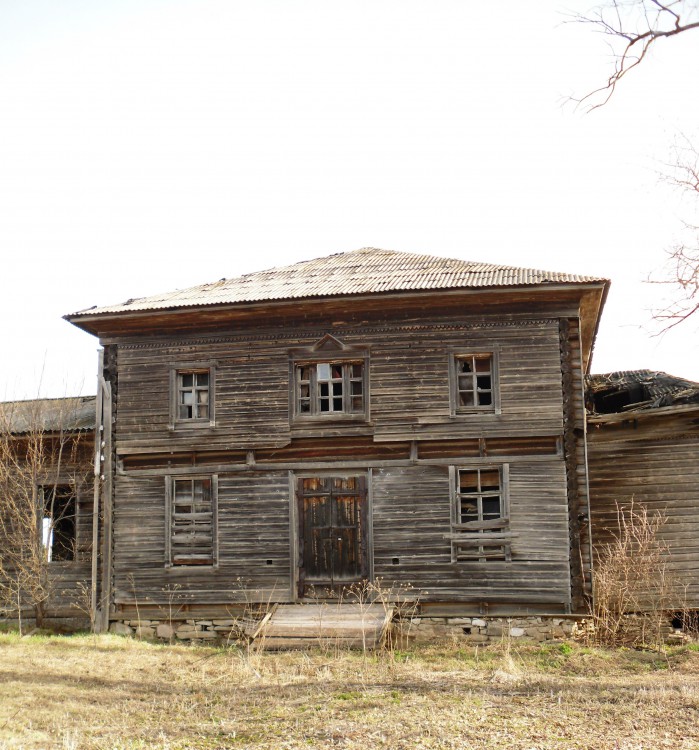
396 616 582 644
109 618 249 643
109 614 585 646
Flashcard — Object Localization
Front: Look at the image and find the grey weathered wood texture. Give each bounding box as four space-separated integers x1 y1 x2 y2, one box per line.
587 406 699 608
91 287 595 620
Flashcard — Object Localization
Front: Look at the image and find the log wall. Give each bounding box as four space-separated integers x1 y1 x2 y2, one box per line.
105 302 588 618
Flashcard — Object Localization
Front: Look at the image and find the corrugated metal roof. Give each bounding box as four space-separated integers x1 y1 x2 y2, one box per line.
69 247 608 318
587 370 699 413
0 396 96 434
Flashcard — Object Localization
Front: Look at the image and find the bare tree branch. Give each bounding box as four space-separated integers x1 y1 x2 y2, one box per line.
647 135 699 331
572 0 699 111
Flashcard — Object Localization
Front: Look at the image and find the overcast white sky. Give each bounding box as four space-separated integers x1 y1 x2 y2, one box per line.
1 0 698 400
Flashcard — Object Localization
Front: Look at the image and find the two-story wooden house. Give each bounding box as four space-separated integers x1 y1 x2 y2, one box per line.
65 248 609 632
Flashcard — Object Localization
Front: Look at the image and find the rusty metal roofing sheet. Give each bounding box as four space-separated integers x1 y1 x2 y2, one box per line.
69 247 608 318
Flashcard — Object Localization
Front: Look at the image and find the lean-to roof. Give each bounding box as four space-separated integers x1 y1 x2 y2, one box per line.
0 396 96 434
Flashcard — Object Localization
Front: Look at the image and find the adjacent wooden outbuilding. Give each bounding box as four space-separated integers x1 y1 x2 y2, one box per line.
0 396 95 629
587 370 699 609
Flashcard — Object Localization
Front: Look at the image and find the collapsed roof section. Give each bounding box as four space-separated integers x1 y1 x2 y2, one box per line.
587 370 699 415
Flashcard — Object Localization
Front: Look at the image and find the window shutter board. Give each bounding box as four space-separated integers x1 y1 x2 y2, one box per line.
168 475 217 567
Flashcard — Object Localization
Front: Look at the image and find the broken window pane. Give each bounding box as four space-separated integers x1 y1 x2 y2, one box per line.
455 354 495 411
177 370 211 421
457 468 502 524
454 467 506 560
295 361 364 417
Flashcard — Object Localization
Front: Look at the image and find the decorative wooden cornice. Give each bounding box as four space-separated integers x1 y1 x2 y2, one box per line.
117 318 559 351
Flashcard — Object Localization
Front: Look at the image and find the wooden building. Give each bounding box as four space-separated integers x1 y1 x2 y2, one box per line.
64 248 609 631
587 370 699 609
0 396 96 629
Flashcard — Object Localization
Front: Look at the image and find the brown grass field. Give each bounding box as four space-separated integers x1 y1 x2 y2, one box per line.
0 632 698 749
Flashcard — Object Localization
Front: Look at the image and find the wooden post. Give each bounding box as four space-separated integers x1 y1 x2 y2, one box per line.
90 350 105 630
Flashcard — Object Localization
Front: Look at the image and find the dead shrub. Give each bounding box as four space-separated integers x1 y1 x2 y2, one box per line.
590 502 681 647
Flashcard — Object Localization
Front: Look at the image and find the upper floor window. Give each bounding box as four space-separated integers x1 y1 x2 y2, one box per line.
290 334 368 422
295 361 365 417
178 371 209 420
451 352 498 414
170 364 215 428
166 476 217 566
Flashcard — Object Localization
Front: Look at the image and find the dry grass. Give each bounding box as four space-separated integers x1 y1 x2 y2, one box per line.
1 633 699 749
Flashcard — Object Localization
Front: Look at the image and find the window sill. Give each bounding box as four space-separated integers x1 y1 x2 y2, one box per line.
169 420 216 431
452 408 498 416
291 415 371 426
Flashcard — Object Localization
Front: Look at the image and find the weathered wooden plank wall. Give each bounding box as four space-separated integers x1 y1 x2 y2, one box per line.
588 413 699 608
0 438 94 624
372 460 570 605
103 303 583 617
112 472 292 609
114 316 566 454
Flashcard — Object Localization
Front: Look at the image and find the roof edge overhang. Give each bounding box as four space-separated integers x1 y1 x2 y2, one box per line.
66 280 610 369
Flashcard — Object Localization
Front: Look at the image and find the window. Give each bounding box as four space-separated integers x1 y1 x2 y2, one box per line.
170 365 215 427
166 476 217 566
294 361 366 418
451 353 498 413
41 485 76 562
447 466 511 561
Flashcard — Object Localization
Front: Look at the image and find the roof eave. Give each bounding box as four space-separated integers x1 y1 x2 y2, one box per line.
65 280 611 338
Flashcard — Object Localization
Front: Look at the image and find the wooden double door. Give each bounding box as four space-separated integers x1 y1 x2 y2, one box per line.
297 475 368 598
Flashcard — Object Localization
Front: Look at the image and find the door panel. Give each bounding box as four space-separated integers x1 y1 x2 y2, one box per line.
298 475 367 596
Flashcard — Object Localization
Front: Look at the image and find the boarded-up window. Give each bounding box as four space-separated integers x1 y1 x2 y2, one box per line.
168 477 217 566
41 484 76 562
449 466 511 561
452 354 497 412
295 361 365 417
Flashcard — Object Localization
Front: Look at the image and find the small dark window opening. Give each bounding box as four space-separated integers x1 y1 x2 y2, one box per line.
42 485 76 562
672 611 699 633
266 559 273 566
392 557 400 565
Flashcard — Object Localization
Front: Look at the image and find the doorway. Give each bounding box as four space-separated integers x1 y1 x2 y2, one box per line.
297 475 368 598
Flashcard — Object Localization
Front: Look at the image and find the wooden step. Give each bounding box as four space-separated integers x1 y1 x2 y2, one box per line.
253 603 393 650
